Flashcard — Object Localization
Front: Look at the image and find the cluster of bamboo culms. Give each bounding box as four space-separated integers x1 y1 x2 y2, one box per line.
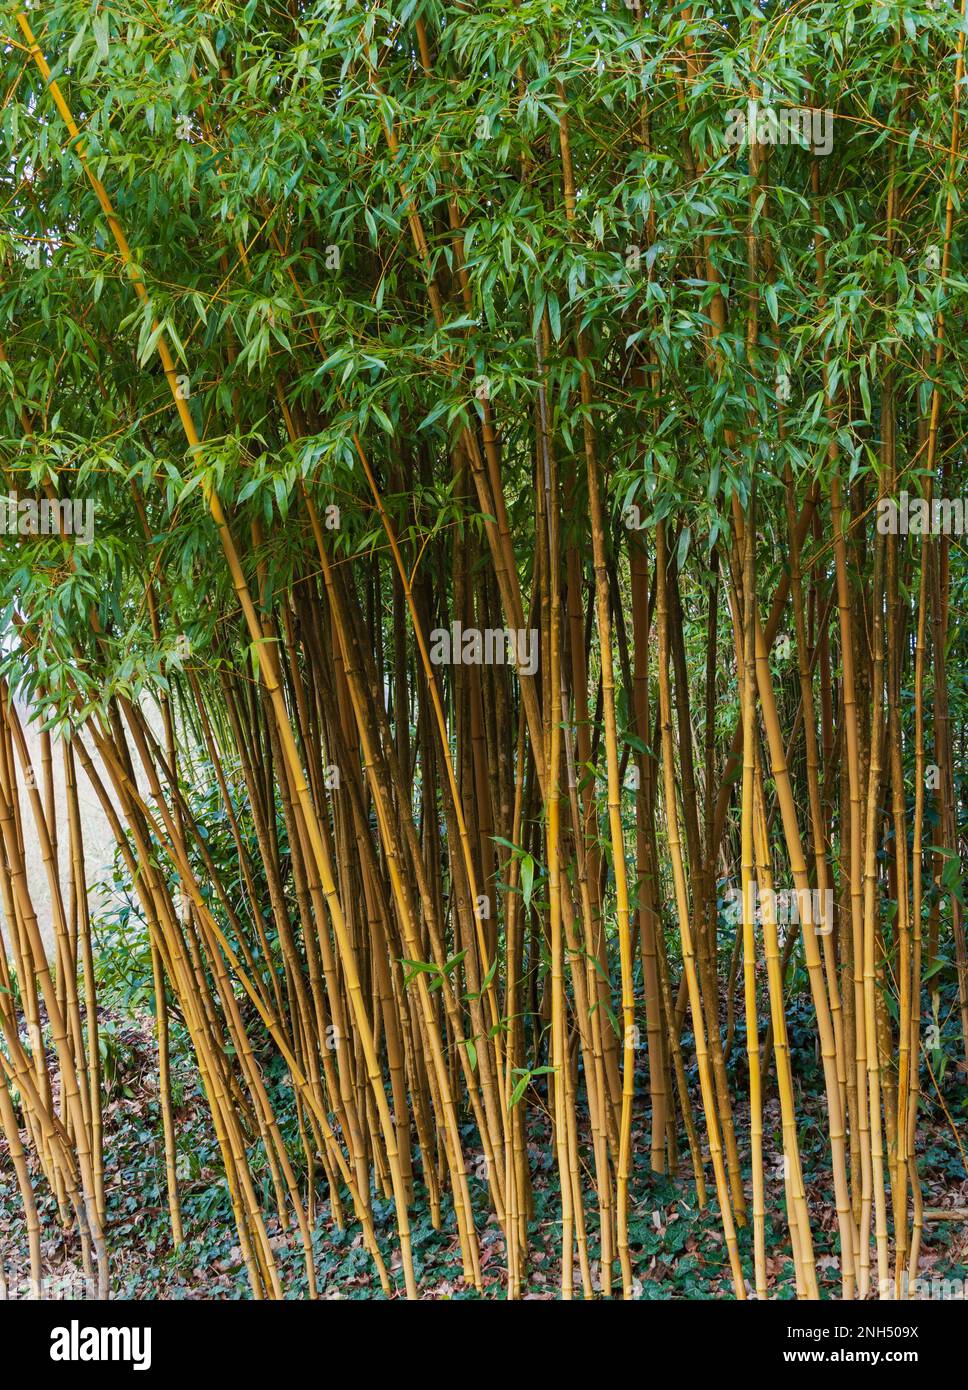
0 1 965 1300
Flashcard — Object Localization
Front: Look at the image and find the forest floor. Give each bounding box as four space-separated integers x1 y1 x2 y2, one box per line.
2 996 967 1301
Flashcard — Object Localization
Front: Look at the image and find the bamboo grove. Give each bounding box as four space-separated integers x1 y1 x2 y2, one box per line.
0 0 966 1301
